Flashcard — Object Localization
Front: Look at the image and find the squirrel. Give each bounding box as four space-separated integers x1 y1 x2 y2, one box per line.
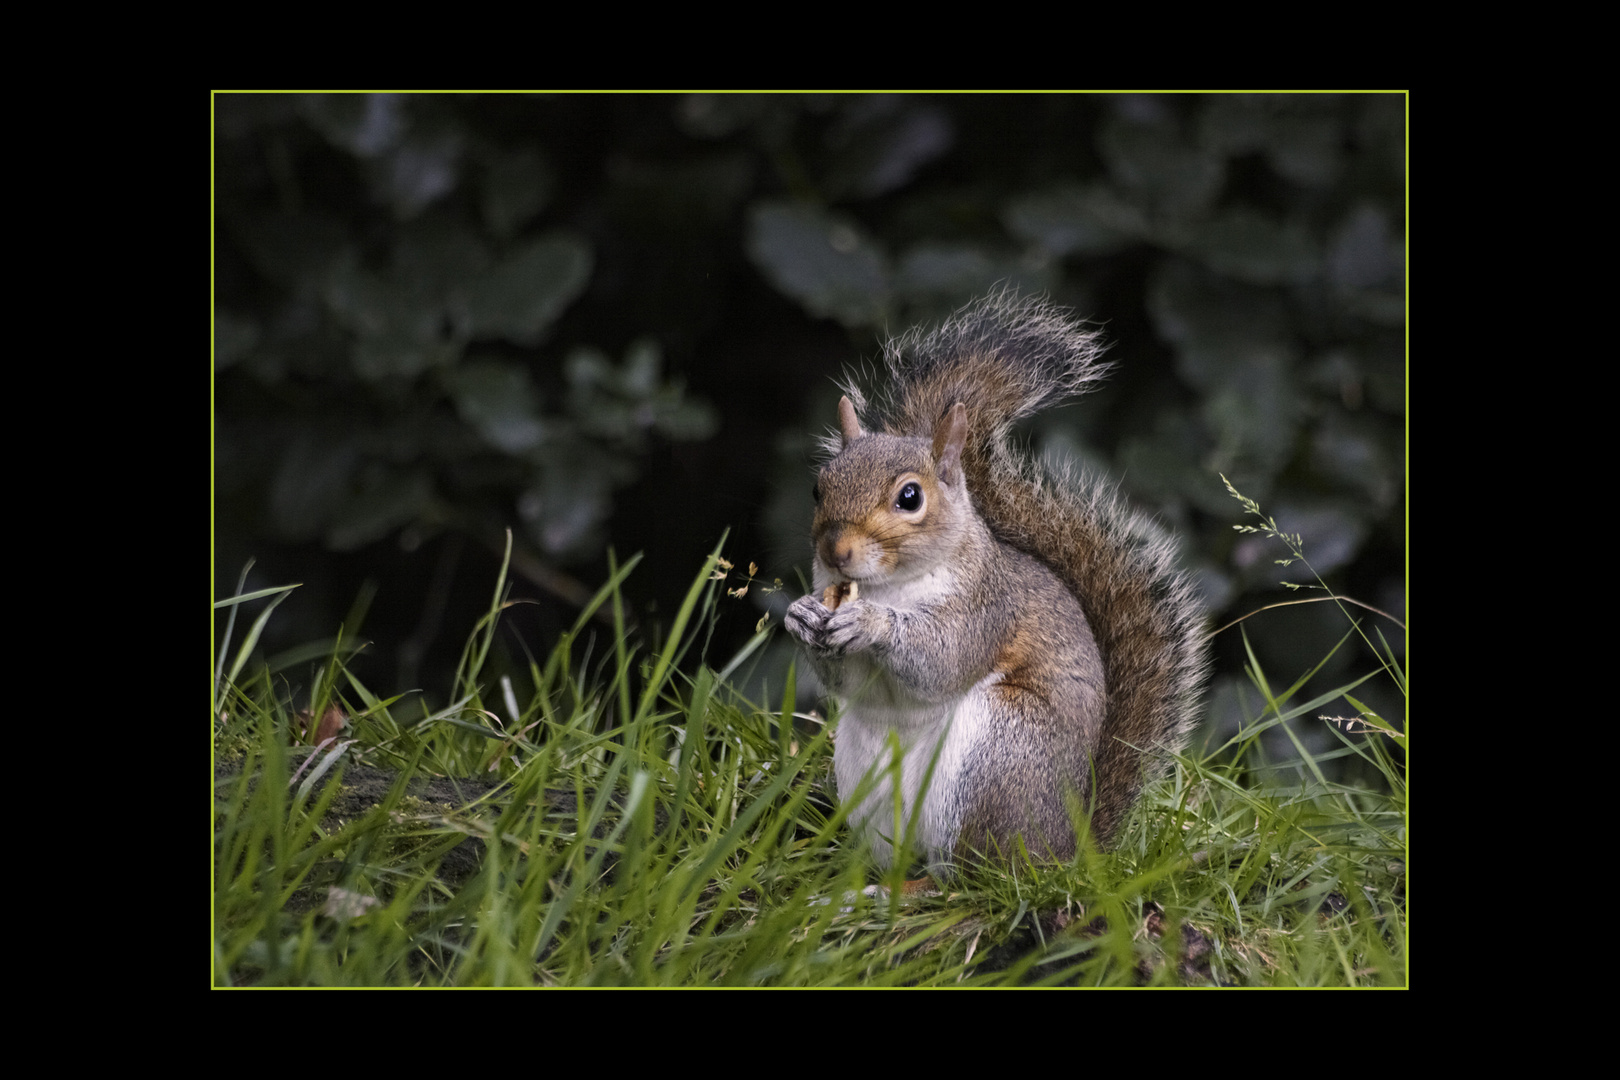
784 291 1209 874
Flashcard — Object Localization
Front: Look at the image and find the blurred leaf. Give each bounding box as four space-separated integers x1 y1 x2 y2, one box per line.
270 435 361 543
1328 204 1405 324
444 361 547 455
606 153 755 225
1328 204 1400 291
230 212 348 289
566 341 718 446
565 346 614 393
655 399 720 441
1308 411 1402 511
823 97 954 200
465 232 593 345
352 332 460 381
894 242 1054 306
1098 100 1224 221
323 245 460 380
1114 406 1214 509
300 93 406 158
621 338 661 396
214 309 261 371
480 145 552 240
675 93 775 139
372 130 464 220
323 248 410 339
1149 261 1299 479
213 93 299 139
1262 113 1345 189
1189 209 1320 286
1149 260 1295 389
395 216 492 299
1198 94 1345 189
522 452 633 557
245 297 348 383
326 467 435 551
746 201 890 328
1201 365 1296 481
1002 184 1139 257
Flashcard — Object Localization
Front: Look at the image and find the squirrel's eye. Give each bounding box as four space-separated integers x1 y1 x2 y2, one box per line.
895 482 923 512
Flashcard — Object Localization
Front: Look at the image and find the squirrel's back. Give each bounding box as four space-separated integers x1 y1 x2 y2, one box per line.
850 291 1209 847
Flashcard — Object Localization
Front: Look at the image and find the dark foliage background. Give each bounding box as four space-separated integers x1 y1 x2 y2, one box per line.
213 92 1405 769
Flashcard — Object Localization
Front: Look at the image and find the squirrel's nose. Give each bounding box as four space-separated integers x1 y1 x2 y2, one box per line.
820 525 855 571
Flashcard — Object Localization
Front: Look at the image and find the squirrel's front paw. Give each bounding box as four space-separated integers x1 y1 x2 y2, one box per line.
822 599 887 653
785 594 835 654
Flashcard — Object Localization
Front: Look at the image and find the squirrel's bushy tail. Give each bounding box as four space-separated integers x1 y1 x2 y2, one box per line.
860 290 1209 846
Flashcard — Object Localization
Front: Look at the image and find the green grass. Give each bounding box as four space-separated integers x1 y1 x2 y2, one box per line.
213 522 1406 987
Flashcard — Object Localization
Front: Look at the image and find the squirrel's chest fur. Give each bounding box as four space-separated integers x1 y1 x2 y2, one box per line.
827 553 1104 870
832 668 1004 872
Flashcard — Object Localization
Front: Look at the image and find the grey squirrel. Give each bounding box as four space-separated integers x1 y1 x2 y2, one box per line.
784 292 1209 873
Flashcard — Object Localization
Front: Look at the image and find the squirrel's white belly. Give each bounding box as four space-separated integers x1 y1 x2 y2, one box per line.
834 672 1000 871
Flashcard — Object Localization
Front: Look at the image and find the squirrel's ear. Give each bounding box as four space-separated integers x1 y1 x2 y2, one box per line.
838 396 864 447
934 403 969 486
